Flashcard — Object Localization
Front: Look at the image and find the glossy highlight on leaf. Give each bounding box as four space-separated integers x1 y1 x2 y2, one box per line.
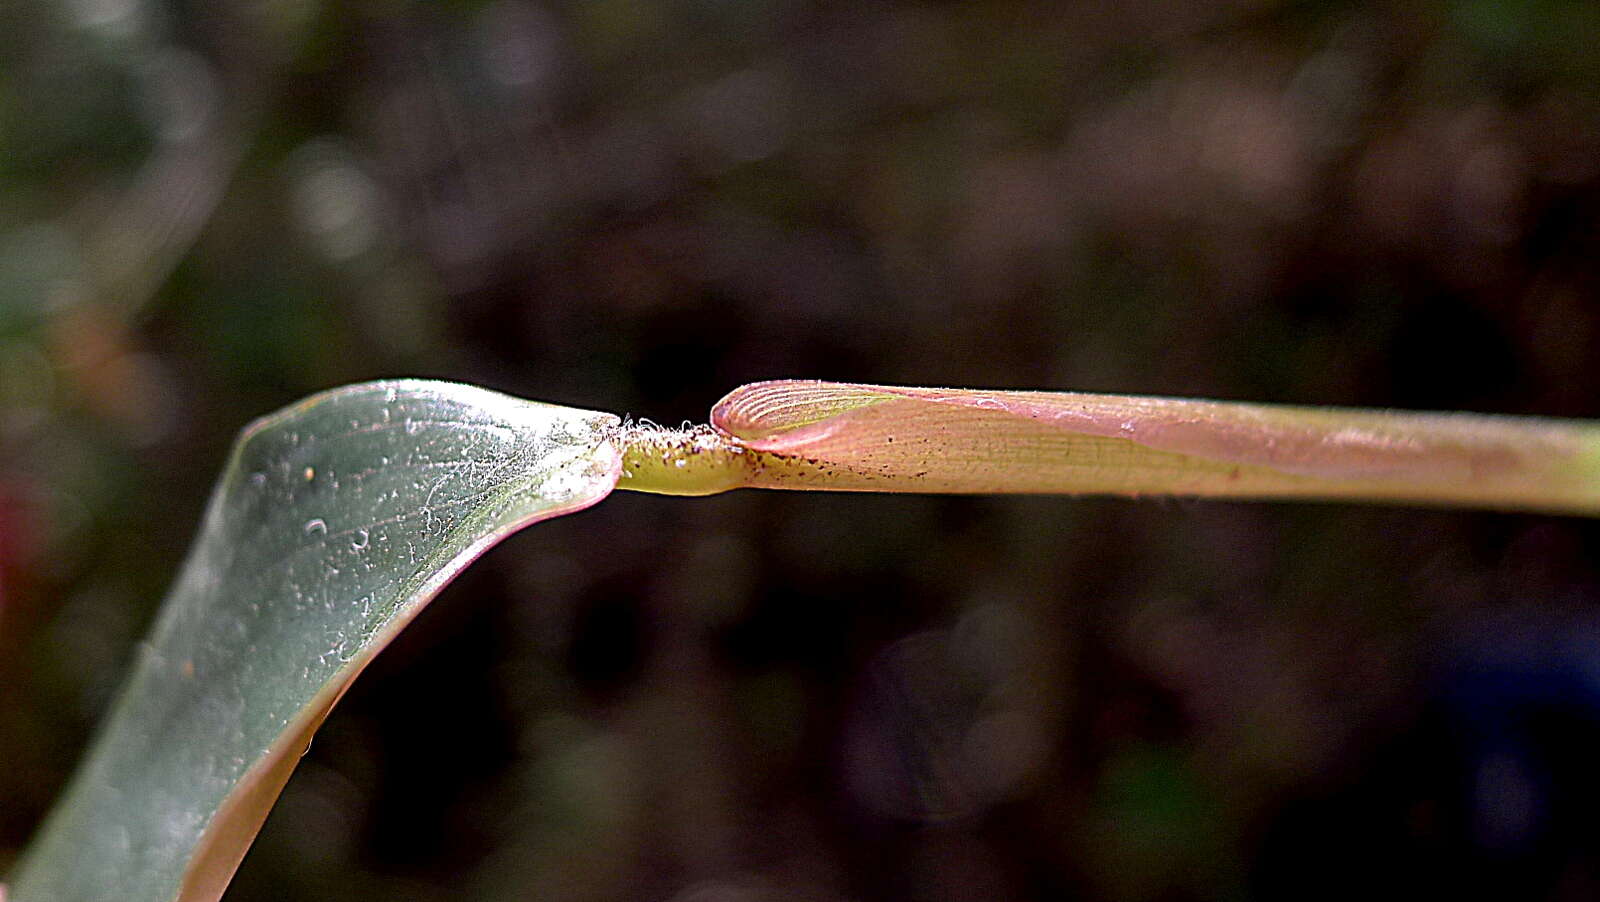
9 381 621 902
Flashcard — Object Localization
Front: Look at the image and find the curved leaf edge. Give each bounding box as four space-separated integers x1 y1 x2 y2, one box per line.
174 482 617 902
9 380 624 902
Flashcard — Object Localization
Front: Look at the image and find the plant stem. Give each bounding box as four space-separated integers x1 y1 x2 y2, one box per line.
616 383 1600 516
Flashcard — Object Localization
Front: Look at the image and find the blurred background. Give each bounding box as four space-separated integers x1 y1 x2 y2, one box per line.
3 0 1600 899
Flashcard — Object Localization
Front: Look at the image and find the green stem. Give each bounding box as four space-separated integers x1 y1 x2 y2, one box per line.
615 424 749 495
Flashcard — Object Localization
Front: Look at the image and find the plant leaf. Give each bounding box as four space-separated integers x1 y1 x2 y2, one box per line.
701 380 1600 514
8 380 622 902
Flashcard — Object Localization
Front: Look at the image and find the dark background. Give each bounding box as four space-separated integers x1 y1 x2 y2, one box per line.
4 0 1600 899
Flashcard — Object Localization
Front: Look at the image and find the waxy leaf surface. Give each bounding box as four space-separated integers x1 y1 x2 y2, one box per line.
10 381 621 902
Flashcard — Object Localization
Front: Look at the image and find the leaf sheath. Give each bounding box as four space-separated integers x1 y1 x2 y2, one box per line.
620 381 1600 515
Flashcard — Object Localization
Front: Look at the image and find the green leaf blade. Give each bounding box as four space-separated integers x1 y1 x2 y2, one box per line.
10 380 621 902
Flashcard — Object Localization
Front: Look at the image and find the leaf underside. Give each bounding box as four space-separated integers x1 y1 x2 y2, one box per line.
8 381 621 902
